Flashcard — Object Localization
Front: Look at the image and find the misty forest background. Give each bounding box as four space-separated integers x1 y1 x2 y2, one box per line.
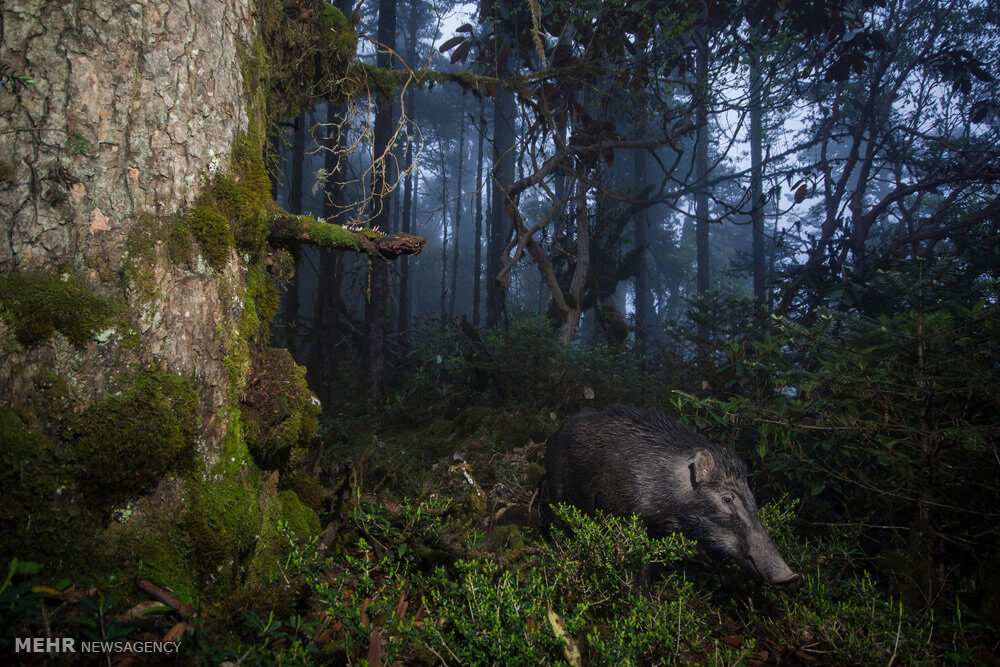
4 0 1000 662
259 0 1000 661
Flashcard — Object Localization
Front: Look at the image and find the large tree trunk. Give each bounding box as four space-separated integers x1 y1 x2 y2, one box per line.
1 0 255 449
0 0 269 588
484 0 515 328
313 100 347 405
398 124 415 336
0 0 420 591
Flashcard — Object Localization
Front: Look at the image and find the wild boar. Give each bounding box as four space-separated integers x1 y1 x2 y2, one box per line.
544 405 799 586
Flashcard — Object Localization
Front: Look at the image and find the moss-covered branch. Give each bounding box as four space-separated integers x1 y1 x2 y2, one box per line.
269 211 425 260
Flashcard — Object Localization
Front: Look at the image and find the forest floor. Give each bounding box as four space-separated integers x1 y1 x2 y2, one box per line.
4 318 998 664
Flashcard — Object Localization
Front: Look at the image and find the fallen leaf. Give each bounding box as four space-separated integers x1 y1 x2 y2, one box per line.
163 621 186 643
117 601 172 623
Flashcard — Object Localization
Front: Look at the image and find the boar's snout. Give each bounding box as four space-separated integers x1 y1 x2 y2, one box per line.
746 532 799 587
769 571 801 587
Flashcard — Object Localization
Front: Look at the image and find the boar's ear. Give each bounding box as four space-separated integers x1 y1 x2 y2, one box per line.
690 449 715 486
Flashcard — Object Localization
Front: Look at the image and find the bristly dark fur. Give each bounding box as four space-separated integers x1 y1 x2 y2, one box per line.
544 404 798 585
599 405 747 478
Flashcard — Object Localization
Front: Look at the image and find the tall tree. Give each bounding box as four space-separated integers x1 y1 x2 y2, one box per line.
472 97 486 326
484 0 515 328
438 140 449 326
633 148 650 352
449 95 467 321
487 88 515 328
694 25 711 298
749 44 766 310
313 99 347 404
775 0 1000 316
363 0 398 400
396 0 421 339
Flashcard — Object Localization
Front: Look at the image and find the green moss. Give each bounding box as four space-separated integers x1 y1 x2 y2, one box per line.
488 524 525 554
0 271 125 348
247 483 320 581
126 132 270 276
257 0 359 120
0 409 101 570
216 425 257 478
289 473 324 513
167 218 197 266
130 523 196 596
69 372 199 511
245 260 279 343
277 489 321 536
240 35 272 145
205 133 272 253
276 215 386 255
318 4 358 61
185 204 234 270
122 217 162 300
185 474 261 568
108 482 198 597
345 62 398 99
240 347 320 471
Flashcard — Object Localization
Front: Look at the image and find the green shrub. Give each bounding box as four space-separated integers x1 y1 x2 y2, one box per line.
545 504 694 605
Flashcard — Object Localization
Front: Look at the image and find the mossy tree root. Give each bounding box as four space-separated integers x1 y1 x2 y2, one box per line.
269 212 425 260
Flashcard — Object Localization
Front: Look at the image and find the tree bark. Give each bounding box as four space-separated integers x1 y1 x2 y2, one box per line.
487 87 515 327
0 0 256 443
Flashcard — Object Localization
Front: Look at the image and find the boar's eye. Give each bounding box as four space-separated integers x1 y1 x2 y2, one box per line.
722 495 733 505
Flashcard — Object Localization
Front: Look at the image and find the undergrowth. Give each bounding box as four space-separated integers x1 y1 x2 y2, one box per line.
4 268 998 664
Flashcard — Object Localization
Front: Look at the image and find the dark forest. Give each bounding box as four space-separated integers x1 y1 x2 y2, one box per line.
1 0 999 663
